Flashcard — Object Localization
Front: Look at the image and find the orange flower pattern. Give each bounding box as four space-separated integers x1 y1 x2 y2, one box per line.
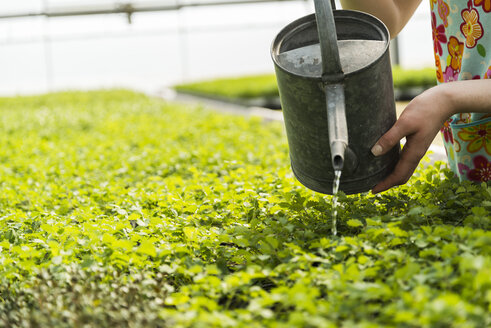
448 36 465 70
460 6 483 47
474 0 491 12
485 65 491 78
430 0 437 10
438 0 451 26
431 0 491 182
435 54 445 82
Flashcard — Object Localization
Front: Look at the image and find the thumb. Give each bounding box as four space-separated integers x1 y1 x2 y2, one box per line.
371 122 408 156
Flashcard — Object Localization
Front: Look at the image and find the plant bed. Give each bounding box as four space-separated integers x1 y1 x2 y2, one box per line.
0 90 489 327
174 74 282 109
174 67 437 108
392 66 437 100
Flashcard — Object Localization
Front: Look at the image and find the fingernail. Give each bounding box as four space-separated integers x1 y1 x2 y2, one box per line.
371 144 383 156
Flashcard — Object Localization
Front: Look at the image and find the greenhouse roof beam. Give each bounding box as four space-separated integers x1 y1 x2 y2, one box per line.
0 0 302 22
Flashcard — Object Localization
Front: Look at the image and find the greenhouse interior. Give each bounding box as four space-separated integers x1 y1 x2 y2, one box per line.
0 1 490 327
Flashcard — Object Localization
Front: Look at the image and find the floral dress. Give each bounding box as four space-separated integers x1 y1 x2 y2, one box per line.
431 0 491 182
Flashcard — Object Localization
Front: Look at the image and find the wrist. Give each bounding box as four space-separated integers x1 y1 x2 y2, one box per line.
415 83 458 123
436 82 461 118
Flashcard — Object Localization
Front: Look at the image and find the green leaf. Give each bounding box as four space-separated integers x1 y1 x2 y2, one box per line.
183 227 199 242
441 243 458 259
347 219 363 228
137 240 156 257
477 44 486 57
335 245 350 253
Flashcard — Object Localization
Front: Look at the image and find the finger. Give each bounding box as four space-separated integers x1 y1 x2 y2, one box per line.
371 120 413 157
371 140 426 193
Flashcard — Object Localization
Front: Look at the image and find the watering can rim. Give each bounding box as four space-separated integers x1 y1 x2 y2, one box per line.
270 9 391 80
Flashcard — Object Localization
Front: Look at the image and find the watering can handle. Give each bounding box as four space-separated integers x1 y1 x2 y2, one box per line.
313 0 343 81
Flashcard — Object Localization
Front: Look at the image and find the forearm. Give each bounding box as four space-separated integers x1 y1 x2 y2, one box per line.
435 79 491 117
403 79 491 135
339 0 422 38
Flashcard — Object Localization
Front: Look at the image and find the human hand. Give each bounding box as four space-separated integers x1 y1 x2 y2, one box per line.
370 86 454 193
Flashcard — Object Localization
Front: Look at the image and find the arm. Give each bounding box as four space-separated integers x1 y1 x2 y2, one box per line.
339 0 423 38
371 79 491 193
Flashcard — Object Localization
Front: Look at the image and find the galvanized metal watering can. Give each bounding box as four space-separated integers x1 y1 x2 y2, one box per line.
271 0 400 194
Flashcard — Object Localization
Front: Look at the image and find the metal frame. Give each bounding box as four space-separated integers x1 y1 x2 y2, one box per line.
0 0 302 23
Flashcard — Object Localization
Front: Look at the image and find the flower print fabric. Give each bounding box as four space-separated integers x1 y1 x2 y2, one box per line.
457 120 491 154
460 6 484 47
431 0 491 182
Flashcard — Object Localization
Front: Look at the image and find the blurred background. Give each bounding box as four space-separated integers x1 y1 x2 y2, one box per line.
0 0 433 96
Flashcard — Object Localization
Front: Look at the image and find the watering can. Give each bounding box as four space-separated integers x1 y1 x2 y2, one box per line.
271 0 400 194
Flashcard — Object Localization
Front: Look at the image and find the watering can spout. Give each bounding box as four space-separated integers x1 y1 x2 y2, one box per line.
326 83 350 172
330 140 346 171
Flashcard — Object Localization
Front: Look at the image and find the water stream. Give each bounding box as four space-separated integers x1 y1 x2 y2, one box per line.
331 169 342 236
